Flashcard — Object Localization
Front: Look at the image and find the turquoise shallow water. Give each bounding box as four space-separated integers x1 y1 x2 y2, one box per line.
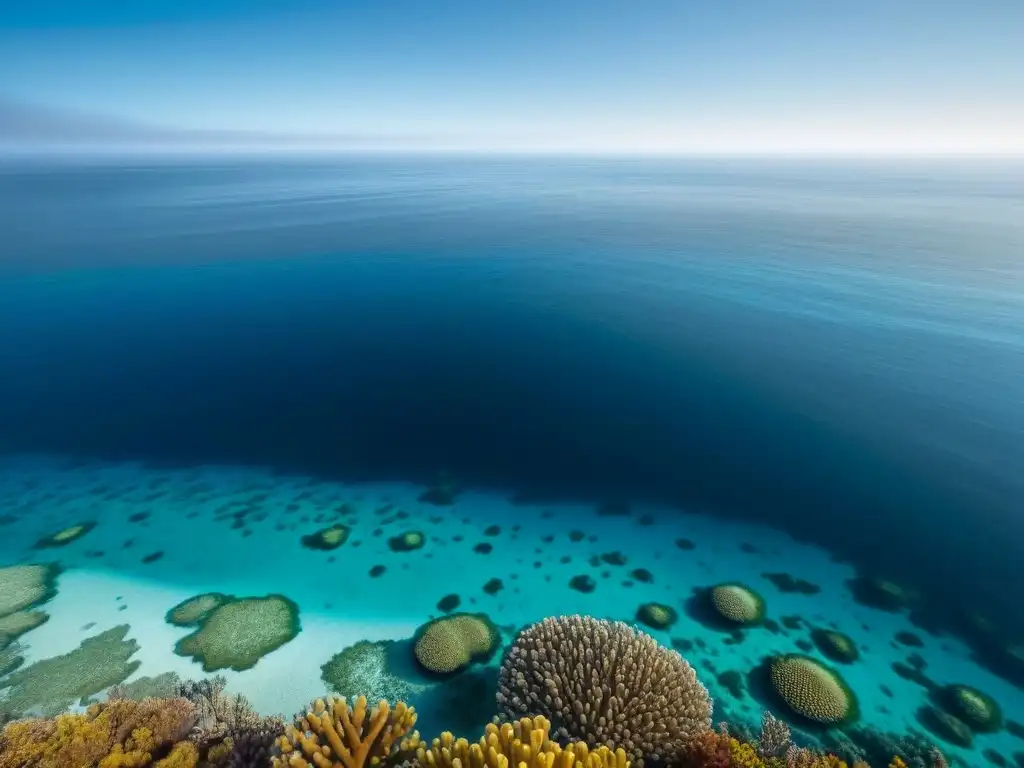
0 156 1022 765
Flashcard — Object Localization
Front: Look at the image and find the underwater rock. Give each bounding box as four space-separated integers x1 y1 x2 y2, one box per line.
165 592 231 627
413 612 499 677
32 521 97 549
847 575 915 612
812 628 860 664
0 563 60 619
568 530 585 542
389 530 426 552
0 625 141 718
483 578 503 595
709 583 766 626
128 512 150 523
636 602 678 630
437 594 461 613
765 654 858 727
939 683 1003 732
717 669 745 700
762 572 821 595
895 630 924 648
600 551 627 566
569 575 596 593
918 705 974 748
419 474 460 506
675 538 695 550
141 551 164 564
301 523 351 551
321 639 426 701
473 542 492 554
484 525 501 536
630 568 653 584
174 594 301 672
369 564 386 578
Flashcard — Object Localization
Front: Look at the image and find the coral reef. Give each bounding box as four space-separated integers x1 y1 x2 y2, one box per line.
272 695 419 768
811 630 859 664
413 613 499 676
171 675 284 752
166 594 232 628
710 584 766 626
389 531 426 553
938 684 1002 733
917 706 973 749
0 625 141 717
766 655 858 727
322 640 427 702
418 715 629 768
109 673 184 702
0 642 24 678
846 577 914 613
32 522 97 549
0 610 49 650
173 594 301 672
0 563 60 619
0 696 197 768
636 603 678 630
496 615 712 765
302 524 351 551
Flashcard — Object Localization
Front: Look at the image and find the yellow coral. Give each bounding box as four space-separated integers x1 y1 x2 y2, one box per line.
273 695 419 768
888 759 907 768
414 614 497 675
154 742 199 767
418 715 629 768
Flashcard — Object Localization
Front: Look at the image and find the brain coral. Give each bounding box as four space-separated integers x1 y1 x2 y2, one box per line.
173 595 301 672
768 654 858 726
413 613 499 676
496 615 712 765
709 584 766 625
0 563 60 619
941 684 1002 732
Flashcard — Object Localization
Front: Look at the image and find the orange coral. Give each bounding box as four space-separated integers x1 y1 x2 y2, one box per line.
0 696 197 768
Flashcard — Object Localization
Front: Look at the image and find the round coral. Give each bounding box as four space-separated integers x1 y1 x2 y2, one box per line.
389 531 426 552
709 584 765 625
301 524 350 551
497 615 712 766
941 684 1002 733
413 612 498 676
811 628 859 664
768 654 857 726
636 602 678 630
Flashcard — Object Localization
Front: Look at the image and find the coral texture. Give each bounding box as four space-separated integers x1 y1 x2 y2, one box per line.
0 624 141 717
413 613 499 676
302 524 351 551
635 603 677 630
496 615 712 765
272 695 419 768
166 594 231 628
939 684 1002 732
0 563 60 619
0 610 49 650
709 585 765 625
322 640 426 702
0 696 197 768
811 631 859 664
174 595 301 672
173 675 284 750
418 715 630 768
768 656 857 726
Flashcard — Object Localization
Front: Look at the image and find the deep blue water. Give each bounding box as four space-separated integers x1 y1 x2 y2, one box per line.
0 155 1022 628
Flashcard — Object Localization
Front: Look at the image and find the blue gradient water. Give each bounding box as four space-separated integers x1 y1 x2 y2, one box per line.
0 154 1022 627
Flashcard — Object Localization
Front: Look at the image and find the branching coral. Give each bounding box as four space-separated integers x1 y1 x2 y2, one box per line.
418 715 630 768
173 674 284 750
0 696 197 768
496 615 712 766
273 695 419 768
756 713 791 759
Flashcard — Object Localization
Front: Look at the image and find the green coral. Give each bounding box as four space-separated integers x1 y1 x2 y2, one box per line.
767 654 858 726
107 671 182 702
0 563 61 619
165 593 230 627
173 594 301 672
301 524 350 551
321 639 427 702
388 531 426 552
940 684 1003 732
413 612 499 676
0 642 24 678
32 521 97 549
811 628 859 664
0 625 141 717
635 602 678 630
709 583 766 625
0 611 49 651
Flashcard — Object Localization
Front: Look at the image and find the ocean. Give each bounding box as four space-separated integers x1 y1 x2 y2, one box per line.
0 155 1022 765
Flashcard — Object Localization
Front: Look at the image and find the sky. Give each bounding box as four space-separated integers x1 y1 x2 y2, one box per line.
1 0 1023 154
